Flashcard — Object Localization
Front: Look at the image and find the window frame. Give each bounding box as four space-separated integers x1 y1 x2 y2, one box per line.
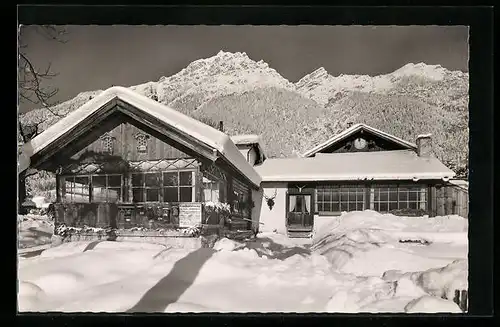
371 184 427 212
316 184 366 215
130 169 196 204
231 178 251 218
62 174 91 203
90 173 124 203
131 171 162 203
316 183 429 215
162 170 196 203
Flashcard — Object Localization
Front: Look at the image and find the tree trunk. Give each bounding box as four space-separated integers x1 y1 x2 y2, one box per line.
18 172 27 214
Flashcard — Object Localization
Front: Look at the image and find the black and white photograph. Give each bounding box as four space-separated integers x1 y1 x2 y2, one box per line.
18 23 472 313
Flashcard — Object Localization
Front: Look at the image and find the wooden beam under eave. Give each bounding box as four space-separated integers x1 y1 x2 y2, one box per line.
29 99 119 172
216 156 260 190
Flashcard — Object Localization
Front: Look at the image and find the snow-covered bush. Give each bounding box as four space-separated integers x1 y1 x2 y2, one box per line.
182 224 202 237
203 201 232 225
54 223 110 239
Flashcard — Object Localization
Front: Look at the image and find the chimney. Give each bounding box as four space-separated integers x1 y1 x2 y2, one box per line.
416 134 433 157
218 121 224 132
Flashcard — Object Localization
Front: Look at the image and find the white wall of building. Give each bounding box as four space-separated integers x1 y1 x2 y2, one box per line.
259 182 288 234
251 187 263 232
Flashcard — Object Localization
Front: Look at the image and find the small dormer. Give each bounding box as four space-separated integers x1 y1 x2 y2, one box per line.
230 134 267 166
302 123 417 157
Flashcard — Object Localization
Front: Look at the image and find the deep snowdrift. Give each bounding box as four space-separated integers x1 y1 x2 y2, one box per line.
311 211 468 276
17 211 468 313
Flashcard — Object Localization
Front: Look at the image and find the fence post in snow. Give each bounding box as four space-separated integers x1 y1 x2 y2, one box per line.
453 289 468 312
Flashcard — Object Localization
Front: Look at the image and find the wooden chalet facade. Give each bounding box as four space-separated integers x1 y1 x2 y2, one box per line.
18 87 261 232
255 123 460 238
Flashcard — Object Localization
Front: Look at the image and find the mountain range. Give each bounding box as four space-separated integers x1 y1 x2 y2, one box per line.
20 50 469 183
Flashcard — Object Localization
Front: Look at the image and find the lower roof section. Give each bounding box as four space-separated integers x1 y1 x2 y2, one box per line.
255 150 455 182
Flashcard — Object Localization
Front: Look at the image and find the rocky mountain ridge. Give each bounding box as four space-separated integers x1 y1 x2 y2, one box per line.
20 51 469 179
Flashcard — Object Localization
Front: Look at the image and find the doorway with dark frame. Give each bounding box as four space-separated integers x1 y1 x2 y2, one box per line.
286 191 313 232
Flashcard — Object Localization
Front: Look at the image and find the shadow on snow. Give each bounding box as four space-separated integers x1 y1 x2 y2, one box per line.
241 236 311 260
127 248 215 313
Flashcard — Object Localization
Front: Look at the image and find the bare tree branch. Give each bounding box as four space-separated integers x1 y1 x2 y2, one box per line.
18 25 69 143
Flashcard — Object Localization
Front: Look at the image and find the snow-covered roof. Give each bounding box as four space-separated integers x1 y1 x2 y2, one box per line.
230 134 267 161
18 86 261 187
302 123 417 157
256 150 455 182
230 134 262 145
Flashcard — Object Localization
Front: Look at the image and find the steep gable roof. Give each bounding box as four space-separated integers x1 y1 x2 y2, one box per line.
302 123 417 157
18 86 261 187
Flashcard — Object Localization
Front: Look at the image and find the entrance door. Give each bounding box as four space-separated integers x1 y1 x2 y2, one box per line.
286 193 313 231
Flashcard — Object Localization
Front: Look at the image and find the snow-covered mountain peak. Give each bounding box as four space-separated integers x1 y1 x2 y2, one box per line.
294 62 468 106
391 62 448 81
152 51 294 109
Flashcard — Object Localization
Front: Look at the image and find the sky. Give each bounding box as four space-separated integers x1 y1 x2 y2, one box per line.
18 25 469 113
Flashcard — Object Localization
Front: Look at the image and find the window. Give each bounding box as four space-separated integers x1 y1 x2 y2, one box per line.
371 184 427 212
163 171 194 203
316 185 365 213
135 133 149 154
101 134 114 154
372 185 398 212
203 176 220 202
91 174 123 203
289 194 312 213
202 171 226 203
232 179 251 218
64 176 90 203
132 172 162 203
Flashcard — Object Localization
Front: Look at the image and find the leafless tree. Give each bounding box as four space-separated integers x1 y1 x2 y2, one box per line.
18 25 68 211
18 25 68 143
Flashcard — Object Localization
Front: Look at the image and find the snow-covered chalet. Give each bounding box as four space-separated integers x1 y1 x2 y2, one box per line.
18 87 261 233
18 87 467 239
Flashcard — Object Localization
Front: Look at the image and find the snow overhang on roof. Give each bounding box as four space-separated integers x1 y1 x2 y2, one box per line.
230 134 262 145
301 123 417 157
231 134 267 160
256 150 455 182
18 86 262 188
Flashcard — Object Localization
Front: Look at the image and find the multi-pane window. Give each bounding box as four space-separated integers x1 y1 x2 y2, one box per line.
371 185 398 212
91 174 123 203
64 176 90 203
316 185 365 213
371 184 427 212
163 171 195 203
101 134 114 154
203 175 220 202
232 179 251 218
132 172 162 203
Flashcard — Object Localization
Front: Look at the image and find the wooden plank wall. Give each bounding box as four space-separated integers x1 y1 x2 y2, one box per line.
435 185 469 218
73 122 191 162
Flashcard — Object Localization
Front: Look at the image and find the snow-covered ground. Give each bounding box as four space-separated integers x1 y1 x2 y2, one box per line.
17 210 468 313
18 214 54 250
